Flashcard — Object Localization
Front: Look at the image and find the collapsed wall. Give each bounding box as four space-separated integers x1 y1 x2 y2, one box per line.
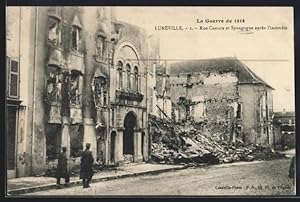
149 114 285 166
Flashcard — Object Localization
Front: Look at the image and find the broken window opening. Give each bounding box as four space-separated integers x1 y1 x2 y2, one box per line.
126 64 131 91
70 124 84 158
117 61 123 89
72 25 81 51
46 66 63 104
48 16 61 46
93 76 107 108
69 71 82 106
237 103 242 119
111 108 115 126
134 66 139 92
96 36 104 61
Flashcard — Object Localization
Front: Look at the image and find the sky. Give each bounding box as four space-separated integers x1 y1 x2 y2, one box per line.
114 7 295 112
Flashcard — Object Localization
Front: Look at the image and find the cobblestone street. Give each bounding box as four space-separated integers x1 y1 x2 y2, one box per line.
26 158 295 196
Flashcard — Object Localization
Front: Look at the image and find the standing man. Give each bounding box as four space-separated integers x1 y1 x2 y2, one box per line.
56 146 70 187
80 143 94 188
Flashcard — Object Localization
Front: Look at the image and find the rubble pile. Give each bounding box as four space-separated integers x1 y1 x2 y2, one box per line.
151 127 286 165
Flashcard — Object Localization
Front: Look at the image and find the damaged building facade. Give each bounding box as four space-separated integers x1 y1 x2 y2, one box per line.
6 6 160 178
156 58 274 145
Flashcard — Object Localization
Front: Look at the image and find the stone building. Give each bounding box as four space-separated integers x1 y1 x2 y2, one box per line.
162 58 274 145
6 6 160 178
273 110 295 150
6 7 35 179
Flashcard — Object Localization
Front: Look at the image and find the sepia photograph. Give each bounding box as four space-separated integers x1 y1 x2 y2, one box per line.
5 6 296 196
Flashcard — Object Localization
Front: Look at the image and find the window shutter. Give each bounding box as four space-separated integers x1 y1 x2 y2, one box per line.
6 56 10 96
9 60 19 98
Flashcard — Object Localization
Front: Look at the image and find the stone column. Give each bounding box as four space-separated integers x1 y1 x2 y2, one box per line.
114 129 124 165
142 131 149 161
83 118 97 160
134 130 143 162
61 116 70 157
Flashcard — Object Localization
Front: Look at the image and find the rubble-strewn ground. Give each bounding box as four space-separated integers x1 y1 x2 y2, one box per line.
27 158 295 196
150 117 286 166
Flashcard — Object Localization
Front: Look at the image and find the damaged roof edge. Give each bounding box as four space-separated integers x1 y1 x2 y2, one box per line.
238 82 275 90
237 60 275 90
168 57 275 90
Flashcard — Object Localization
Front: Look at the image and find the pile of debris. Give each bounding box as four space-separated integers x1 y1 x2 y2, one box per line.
151 128 286 165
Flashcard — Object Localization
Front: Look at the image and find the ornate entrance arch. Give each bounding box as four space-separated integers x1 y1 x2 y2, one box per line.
123 111 137 155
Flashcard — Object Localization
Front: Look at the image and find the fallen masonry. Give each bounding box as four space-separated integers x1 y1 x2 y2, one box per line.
149 116 286 166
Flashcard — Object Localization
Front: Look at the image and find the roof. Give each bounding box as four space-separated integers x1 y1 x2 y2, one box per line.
168 57 274 90
273 111 295 118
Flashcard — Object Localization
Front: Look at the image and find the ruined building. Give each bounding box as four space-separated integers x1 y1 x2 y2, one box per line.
6 7 159 178
157 58 274 145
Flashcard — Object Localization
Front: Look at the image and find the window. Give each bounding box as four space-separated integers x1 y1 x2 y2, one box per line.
46 66 63 104
6 57 19 98
237 103 242 119
111 108 115 126
126 64 131 90
69 71 82 106
93 76 107 107
48 17 60 46
72 25 81 51
96 36 104 61
117 61 123 89
134 66 139 92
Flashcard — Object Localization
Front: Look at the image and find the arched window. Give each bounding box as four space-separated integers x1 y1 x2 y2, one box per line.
126 64 131 90
134 66 139 92
117 61 123 89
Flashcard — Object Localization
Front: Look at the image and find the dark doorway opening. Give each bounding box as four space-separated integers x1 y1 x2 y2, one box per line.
45 123 62 160
7 106 17 170
70 124 84 158
123 112 136 155
111 131 116 163
96 130 105 165
141 132 145 160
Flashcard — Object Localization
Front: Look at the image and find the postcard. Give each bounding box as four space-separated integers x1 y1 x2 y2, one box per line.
5 6 295 196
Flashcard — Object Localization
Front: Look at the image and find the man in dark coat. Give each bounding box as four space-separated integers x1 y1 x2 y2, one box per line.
56 146 70 186
80 143 94 188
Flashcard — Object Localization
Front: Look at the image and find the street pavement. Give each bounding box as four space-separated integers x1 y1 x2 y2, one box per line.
24 158 295 196
7 163 184 195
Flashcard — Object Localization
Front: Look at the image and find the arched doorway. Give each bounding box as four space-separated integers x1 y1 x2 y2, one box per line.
123 112 137 155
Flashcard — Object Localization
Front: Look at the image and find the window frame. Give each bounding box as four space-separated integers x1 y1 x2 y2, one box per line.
47 15 62 47
134 66 139 92
71 25 81 51
6 57 20 99
126 64 131 91
117 61 123 90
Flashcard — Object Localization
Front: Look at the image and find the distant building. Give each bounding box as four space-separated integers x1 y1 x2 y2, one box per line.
273 111 295 150
159 57 274 145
